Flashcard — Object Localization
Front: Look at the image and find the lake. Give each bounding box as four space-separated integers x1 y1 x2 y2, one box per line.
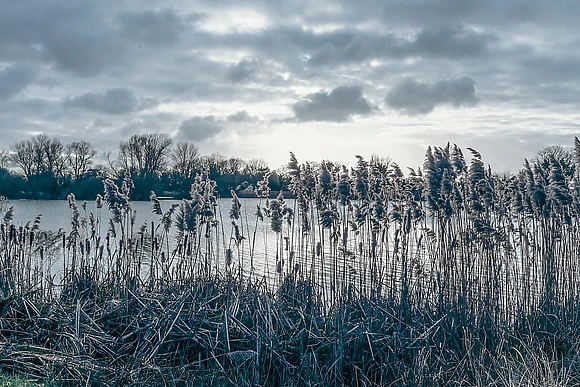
1 198 546 310
2 198 349 289
2 197 433 300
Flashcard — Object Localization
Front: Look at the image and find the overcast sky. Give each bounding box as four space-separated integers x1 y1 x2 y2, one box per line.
1 0 579 172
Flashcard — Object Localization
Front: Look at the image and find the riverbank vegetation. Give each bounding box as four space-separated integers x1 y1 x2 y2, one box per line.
0 133 287 200
1 138 580 386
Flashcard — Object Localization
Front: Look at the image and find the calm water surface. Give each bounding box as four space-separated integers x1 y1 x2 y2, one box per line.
2 198 408 297
3 198 314 283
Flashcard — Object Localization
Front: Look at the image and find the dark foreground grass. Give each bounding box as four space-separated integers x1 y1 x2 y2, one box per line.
1 275 580 386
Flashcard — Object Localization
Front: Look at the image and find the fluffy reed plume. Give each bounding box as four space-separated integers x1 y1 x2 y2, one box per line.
150 191 162 216
229 190 241 221
269 192 284 234
3 206 14 224
103 178 130 224
255 172 271 199
0 196 9 212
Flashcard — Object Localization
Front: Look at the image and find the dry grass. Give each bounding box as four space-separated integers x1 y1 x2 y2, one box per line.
1 139 580 386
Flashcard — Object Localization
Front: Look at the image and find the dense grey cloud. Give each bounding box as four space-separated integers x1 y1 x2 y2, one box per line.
307 25 493 67
178 116 225 142
63 88 159 115
227 110 259 123
290 85 377 122
119 8 202 46
411 26 493 58
0 2 126 76
41 32 125 77
0 65 35 100
226 58 261 83
283 0 577 31
386 76 479 115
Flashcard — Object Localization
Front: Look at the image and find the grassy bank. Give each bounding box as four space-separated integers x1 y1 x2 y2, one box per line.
2 277 580 386
0 374 45 386
2 140 580 385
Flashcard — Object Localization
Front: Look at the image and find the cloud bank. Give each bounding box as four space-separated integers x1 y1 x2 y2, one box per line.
386 76 479 115
291 85 377 122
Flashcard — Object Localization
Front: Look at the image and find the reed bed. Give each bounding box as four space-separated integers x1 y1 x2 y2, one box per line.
1 139 580 386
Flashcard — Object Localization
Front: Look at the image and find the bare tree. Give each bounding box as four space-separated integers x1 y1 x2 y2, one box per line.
10 140 36 179
532 145 575 177
199 153 227 174
0 151 10 170
103 151 121 178
222 157 245 175
66 141 97 179
118 133 173 176
243 158 270 176
370 154 393 174
171 141 200 178
10 134 66 179
41 135 66 177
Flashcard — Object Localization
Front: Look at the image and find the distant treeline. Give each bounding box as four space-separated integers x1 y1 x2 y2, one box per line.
0 132 573 201
0 133 291 200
